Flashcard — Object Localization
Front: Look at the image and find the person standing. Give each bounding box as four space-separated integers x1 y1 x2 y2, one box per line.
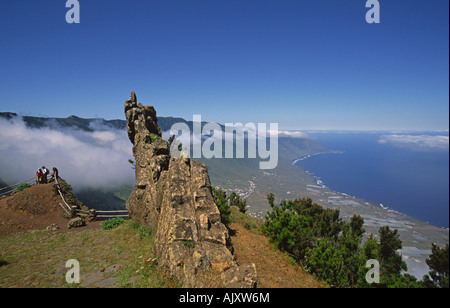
50 167 59 182
42 166 49 184
36 169 42 184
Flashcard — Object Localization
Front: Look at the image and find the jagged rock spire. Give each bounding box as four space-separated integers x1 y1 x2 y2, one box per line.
130 91 137 104
124 92 257 288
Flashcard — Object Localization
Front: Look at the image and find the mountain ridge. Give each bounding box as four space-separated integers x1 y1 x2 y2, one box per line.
0 112 221 133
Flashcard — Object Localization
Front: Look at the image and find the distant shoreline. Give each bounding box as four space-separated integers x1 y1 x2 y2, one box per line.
289 149 448 278
291 151 448 230
291 150 344 166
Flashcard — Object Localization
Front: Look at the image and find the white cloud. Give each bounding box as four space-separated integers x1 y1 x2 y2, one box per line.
378 134 449 151
267 130 309 138
0 117 134 190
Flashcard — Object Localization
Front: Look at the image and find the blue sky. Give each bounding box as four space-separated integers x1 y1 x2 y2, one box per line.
0 0 448 131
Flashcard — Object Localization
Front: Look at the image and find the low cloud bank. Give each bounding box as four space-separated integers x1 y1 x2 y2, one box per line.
0 116 134 191
275 130 309 138
378 134 449 151
0 116 312 189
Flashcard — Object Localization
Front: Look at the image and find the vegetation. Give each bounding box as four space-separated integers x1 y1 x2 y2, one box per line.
422 243 449 288
212 187 232 226
262 194 449 288
55 178 83 208
181 240 195 248
101 217 125 230
168 134 183 152
129 221 153 240
128 159 135 170
148 133 161 143
0 221 178 288
228 206 325 288
212 188 250 224
2 170 446 288
16 183 31 192
229 192 247 214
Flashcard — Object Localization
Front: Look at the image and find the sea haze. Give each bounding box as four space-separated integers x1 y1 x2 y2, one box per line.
295 132 449 229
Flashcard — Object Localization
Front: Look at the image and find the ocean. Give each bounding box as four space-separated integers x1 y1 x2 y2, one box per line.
295 132 449 229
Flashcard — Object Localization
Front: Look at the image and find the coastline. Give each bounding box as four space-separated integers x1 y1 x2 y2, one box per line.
292 151 448 230
288 152 449 279
291 150 344 167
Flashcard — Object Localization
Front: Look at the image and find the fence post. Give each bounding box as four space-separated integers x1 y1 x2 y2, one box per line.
88 209 97 222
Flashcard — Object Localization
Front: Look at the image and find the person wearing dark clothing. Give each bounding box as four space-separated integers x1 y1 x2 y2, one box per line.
50 167 59 182
42 166 49 184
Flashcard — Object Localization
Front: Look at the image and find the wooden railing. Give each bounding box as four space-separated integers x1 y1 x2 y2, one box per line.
0 177 35 197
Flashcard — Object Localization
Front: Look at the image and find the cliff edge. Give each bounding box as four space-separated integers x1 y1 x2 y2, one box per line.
124 92 257 288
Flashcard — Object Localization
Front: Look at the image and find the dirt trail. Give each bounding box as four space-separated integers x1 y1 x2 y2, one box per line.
230 222 325 288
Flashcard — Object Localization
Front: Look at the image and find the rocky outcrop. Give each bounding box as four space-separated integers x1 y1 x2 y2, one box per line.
67 217 86 229
124 92 257 288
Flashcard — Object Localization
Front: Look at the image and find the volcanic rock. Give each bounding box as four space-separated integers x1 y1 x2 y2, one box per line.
124 92 257 288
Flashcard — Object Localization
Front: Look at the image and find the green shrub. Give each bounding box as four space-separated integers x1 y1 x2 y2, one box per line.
137 225 152 240
129 220 140 230
55 178 83 207
128 221 152 240
229 192 247 213
212 187 232 226
262 195 368 287
17 183 31 192
262 194 425 288
149 133 161 142
181 240 195 248
101 217 125 230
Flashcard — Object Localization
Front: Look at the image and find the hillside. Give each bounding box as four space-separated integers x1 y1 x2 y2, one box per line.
0 182 99 237
229 207 325 288
0 183 324 288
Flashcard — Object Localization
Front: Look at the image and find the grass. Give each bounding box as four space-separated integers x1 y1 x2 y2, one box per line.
0 206 325 288
100 217 125 230
181 240 195 248
0 221 178 288
16 183 31 192
230 206 264 235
